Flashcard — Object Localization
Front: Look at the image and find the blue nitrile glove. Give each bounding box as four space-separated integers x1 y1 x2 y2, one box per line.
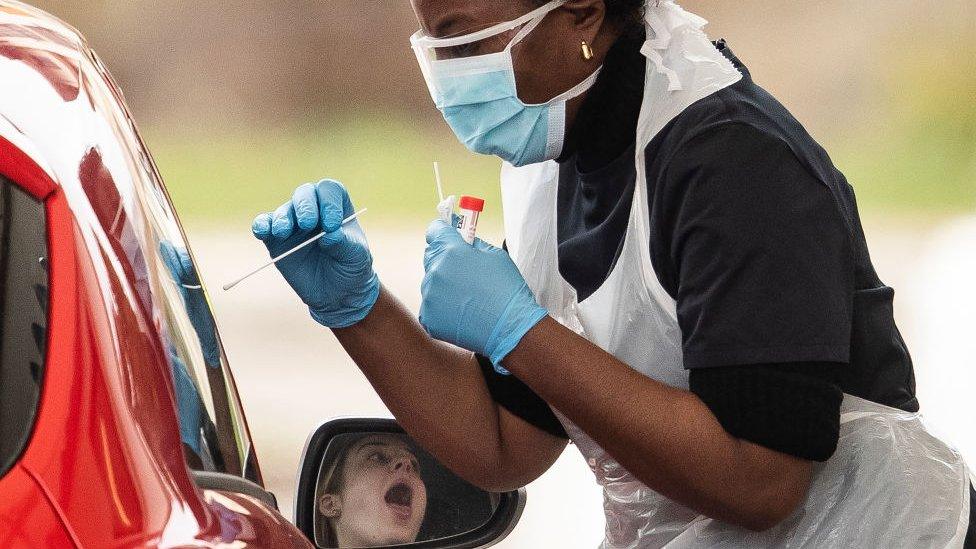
420 219 548 374
159 240 221 368
169 349 204 455
252 179 379 328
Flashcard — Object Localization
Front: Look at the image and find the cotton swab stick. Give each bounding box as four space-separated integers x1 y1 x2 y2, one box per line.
222 208 367 291
433 161 445 202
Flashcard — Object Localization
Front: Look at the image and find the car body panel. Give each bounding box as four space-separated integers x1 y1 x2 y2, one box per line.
0 2 311 547
0 466 76 547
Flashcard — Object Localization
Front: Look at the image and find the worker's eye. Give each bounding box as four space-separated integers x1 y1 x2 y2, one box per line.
436 27 518 60
368 451 390 464
443 42 478 59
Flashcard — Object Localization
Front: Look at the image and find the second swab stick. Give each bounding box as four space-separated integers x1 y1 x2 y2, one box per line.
222 208 367 291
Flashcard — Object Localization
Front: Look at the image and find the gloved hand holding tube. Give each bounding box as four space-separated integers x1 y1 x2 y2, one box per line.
251 179 379 328
420 219 548 374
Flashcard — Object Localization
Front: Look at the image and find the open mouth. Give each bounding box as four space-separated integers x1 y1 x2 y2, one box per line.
384 482 413 519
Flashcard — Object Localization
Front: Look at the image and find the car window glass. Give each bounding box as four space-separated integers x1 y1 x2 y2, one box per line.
74 104 257 481
0 176 48 477
123 155 253 478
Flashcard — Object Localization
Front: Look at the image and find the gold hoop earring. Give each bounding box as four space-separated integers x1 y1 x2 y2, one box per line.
580 40 594 61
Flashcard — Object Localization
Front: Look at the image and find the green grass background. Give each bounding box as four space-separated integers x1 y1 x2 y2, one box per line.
149 55 974 233
829 53 975 219
146 116 508 234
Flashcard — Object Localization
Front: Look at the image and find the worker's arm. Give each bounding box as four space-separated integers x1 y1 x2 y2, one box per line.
420 220 812 531
333 287 566 491
504 318 811 531
252 180 564 490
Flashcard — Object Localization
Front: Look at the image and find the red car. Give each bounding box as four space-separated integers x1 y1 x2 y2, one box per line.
0 1 312 546
0 2 521 548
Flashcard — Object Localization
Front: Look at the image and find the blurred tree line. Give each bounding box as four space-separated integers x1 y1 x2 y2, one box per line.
24 1 975 218
30 1 430 125
29 1 975 135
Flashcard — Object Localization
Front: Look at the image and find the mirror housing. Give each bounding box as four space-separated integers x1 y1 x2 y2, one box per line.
296 417 525 549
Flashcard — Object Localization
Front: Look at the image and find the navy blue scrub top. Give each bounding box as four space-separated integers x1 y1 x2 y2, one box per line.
477 32 918 465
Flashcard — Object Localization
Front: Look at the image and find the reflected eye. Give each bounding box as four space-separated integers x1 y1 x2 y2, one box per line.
368 451 390 464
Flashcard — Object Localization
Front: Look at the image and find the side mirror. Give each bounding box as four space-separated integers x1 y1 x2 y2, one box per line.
295 418 525 549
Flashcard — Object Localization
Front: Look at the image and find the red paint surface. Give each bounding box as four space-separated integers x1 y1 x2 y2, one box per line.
0 3 311 547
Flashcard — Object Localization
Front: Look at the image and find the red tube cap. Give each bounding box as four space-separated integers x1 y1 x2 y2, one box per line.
458 195 485 212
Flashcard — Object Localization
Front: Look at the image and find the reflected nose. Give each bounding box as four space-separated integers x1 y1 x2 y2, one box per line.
391 456 414 473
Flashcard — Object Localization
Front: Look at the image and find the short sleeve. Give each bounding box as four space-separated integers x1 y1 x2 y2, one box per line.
475 354 568 439
689 361 844 461
657 122 854 369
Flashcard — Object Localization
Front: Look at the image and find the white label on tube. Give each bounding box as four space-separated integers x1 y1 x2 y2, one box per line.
459 208 480 244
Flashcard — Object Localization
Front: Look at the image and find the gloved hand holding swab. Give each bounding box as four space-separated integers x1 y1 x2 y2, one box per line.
223 208 367 291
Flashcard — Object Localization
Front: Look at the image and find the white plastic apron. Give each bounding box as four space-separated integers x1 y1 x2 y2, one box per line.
501 2 971 547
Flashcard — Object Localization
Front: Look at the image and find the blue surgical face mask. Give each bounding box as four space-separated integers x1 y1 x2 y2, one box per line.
411 0 601 167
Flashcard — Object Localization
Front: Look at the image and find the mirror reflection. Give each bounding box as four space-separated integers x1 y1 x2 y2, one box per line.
315 432 495 548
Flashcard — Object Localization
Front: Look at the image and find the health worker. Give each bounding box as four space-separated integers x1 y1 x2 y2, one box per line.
252 1 974 546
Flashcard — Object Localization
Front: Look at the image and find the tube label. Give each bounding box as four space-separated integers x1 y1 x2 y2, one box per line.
459 209 479 245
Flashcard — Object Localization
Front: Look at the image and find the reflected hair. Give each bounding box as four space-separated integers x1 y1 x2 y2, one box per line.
315 433 370 548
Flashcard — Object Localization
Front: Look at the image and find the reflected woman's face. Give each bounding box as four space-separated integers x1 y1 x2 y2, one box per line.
321 435 428 547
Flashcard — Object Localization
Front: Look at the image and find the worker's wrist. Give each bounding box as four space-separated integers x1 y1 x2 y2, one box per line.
309 274 381 328
486 296 548 374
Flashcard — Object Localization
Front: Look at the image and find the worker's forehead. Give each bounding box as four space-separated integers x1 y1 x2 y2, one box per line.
412 0 529 38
